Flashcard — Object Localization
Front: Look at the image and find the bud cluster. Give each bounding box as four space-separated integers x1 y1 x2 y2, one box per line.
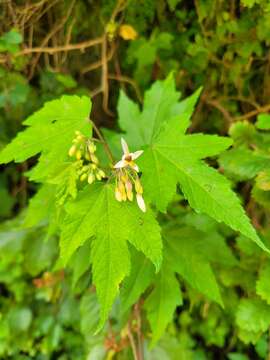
68 131 106 184
114 168 146 212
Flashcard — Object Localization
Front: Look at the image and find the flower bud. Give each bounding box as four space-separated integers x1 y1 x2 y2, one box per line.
125 180 133 201
88 173 95 184
68 145 77 157
121 173 128 183
118 181 127 201
82 165 89 172
134 178 143 194
136 193 146 212
85 152 90 161
90 154 99 164
98 169 106 178
75 130 81 136
80 173 87 181
88 142 96 154
76 150 82 160
76 135 84 142
90 163 97 170
115 187 122 202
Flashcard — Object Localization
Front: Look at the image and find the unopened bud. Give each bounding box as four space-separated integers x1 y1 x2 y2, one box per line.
88 142 96 154
134 178 143 194
75 131 81 136
118 181 127 201
121 174 128 182
115 187 122 202
80 173 87 181
136 193 146 212
98 169 106 178
88 173 95 184
76 134 84 142
90 163 97 170
90 154 99 164
68 145 77 157
85 152 90 161
96 172 102 180
125 181 133 201
76 150 82 160
82 165 89 172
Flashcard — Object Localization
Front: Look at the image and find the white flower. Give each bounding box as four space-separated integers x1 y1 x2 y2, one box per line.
114 138 143 172
136 193 146 212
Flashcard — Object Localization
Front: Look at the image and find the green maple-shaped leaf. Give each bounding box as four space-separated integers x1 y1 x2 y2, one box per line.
118 75 268 253
120 249 155 312
0 95 92 180
164 226 223 306
60 183 162 329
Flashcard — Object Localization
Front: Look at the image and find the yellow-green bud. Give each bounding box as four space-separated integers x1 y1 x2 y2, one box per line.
98 169 106 178
134 178 143 194
85 152 90 161
90 154 99 164
76 150 82 160
115 187 122 202
88 173 95 184
90 163 97 170
68 144 77 157
96 172 102 180
88 142 96 154
82 165 89 172
118 181 127 201
76 134 84 142
125 180 133 201
80 173 87 181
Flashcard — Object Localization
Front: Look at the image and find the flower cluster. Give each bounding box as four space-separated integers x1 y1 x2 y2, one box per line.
114 138 146 212
68 131 106 184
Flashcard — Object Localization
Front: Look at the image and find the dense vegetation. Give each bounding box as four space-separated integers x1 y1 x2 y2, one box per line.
1 1 270 359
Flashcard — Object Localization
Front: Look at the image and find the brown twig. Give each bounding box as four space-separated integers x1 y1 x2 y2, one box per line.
134 303 144 360
108 74 143 103
27 0 76 78
127 320 139 360
17 37 103 55
234 103 270 121
90 120 114 163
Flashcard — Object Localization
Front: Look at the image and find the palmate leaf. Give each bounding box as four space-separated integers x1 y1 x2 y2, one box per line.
60 183 162 329
164 226 223 306
118 75 269 253
120 249 155 312
0 95 92 179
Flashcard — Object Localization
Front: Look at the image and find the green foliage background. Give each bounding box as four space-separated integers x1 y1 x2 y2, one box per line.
1 0 270 359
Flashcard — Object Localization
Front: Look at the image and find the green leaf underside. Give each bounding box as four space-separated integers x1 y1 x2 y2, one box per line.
60 183 162 329
120 250 155 312
164 227 223 306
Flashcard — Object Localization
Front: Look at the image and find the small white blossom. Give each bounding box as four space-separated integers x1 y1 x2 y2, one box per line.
114 138 143 172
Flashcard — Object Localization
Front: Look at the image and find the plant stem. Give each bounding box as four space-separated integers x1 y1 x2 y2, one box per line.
90 120 114 163
127 320 139 360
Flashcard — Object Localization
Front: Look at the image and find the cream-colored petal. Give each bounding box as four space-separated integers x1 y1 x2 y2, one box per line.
114 160 126 169
121 137 129 155
131 150 143 160
136 194 146 212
